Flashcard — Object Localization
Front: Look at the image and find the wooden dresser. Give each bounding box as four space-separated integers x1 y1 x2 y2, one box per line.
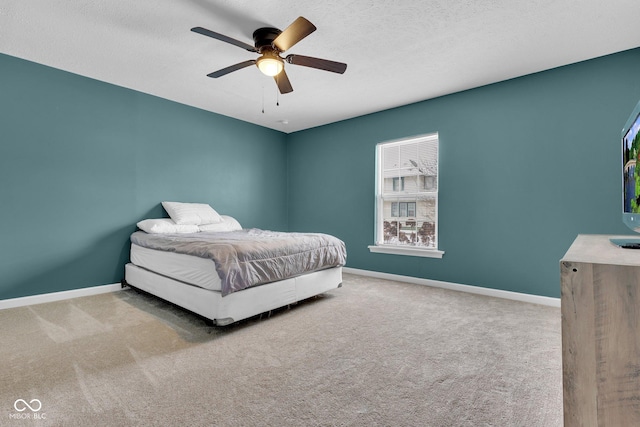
560 234 640 426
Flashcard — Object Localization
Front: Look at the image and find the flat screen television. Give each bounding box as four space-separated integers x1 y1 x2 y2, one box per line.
619 98 640 246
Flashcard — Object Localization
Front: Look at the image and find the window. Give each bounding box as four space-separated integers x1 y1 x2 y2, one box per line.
369 133 443 258
392 177 405 191
391 201 416 217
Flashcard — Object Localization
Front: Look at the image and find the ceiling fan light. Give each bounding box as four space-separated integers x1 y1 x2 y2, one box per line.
256 56 284 76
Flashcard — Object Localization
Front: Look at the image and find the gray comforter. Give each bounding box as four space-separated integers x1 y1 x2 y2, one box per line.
130 229 346 296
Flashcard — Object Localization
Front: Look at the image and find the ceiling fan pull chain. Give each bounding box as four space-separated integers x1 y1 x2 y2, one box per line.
262 85 265 113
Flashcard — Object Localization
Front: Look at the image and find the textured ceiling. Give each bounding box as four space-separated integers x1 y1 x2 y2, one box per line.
1 0 640 133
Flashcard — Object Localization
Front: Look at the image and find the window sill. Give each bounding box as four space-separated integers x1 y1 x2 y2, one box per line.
368 245 444 259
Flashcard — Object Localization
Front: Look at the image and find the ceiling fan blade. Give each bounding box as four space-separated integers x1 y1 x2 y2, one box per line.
274 70 293 94
286 54 347 74
207 60 256 78
191 27 257 52
272 17 316 52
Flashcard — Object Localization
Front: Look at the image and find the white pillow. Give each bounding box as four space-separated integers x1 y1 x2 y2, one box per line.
137 218 199 234
162 201 222 225
198 215 242 232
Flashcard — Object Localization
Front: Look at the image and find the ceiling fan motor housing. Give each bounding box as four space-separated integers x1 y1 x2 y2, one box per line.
253 27 283 52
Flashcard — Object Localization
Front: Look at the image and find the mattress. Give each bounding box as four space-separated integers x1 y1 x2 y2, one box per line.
130 229 346 296
130 243 222 291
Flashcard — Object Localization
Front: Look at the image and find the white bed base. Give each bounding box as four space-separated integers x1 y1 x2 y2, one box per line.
124 263 342 326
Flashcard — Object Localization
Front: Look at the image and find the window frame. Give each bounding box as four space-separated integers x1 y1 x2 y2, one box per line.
369 133 444 259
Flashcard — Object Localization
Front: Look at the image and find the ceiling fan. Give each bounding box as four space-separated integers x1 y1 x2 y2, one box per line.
191 17 347 94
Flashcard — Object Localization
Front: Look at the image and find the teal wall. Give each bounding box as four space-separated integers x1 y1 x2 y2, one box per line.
2 48 639 301
287 48 640 298
0 53 287 300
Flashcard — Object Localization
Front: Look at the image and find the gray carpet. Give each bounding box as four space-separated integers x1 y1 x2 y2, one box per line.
0 273 562 426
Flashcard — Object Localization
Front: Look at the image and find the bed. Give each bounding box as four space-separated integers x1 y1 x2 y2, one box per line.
123 202 346 326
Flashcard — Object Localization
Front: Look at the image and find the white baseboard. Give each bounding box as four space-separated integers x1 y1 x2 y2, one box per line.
342 267 561 308
1 269 561 311
0 283 124 311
